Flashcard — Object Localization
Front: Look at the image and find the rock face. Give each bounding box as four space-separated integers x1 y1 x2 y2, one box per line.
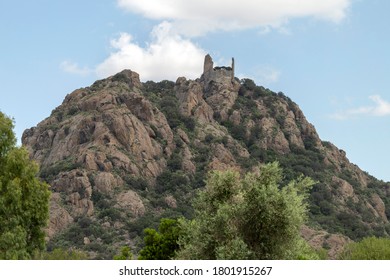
301 226 351 259
115 190 145 218
22 70 174 251
175 77 214 123
47 193 73 239
22 55 390 258
371 193 388 222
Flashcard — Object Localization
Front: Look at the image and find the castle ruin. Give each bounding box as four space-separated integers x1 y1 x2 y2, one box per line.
201 54 235 86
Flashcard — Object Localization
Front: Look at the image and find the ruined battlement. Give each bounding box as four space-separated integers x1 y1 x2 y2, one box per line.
201 54 235 86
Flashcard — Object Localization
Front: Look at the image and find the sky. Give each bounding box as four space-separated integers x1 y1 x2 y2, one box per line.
1 0 389 182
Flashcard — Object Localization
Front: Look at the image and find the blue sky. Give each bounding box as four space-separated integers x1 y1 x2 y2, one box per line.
1 0 389 181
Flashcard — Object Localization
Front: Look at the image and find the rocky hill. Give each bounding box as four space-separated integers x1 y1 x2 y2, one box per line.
22 55 390 259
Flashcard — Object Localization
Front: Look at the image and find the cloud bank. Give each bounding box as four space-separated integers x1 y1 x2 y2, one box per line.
118 0 351 36
60 61 92 76
255 66 281 84
95 22 206 81
331 95 390 120
61 1 351 81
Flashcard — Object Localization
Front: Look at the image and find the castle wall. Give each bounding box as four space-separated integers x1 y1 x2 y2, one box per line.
202 55 235 85
208 68 234 84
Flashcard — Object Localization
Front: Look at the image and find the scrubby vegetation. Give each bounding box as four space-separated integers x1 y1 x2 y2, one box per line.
339 237 390 260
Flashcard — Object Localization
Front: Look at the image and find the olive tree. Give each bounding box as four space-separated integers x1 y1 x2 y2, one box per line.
0 112 50 259
177 162 317 259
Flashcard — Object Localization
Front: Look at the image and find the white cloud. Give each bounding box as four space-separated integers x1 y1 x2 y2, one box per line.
95 22 206 81
63 1 351 81
370 95 390 116
237 66 281 86
117 0 351 36
60 61 92 76
331 95 390 120
255 66 281 84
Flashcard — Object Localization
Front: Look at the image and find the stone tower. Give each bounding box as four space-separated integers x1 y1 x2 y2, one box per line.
231 57 235 80
204 54 214 76
202 54 235 86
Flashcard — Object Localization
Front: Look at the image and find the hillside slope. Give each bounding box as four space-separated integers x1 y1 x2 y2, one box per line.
22 56 390 259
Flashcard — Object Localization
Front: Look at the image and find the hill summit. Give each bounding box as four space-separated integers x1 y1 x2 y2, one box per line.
22 55 390 259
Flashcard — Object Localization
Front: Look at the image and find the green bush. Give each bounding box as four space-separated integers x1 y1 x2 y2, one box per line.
138 219 181 260
156 170 189 193
339 237 390 260
167 152 183 171
114 246 133 260
123 175 149 191
98 208 122 221
39 157 82 182
36 248 88 260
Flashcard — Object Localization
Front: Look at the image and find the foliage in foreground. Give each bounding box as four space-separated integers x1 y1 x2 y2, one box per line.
35 248 88 260
138 218 181 260
176 162 318 260
339 237 390 260
114 246 133 260
0 112 50 259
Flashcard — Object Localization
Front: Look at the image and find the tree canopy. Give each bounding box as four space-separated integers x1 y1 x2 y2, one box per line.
114 246 133 260
36 248 88 260
0 112 50 259
138 218 181 260
176 162 318 259
339 237 390 260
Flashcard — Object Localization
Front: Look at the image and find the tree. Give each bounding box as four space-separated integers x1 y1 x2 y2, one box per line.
138 218 181 260
0 112 50 259
339 237 390 260
114 246 133 260
36 248 88 260
176 162 318 260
